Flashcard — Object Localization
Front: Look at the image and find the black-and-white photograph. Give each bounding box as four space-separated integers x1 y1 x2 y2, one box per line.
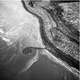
0 0 79 80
